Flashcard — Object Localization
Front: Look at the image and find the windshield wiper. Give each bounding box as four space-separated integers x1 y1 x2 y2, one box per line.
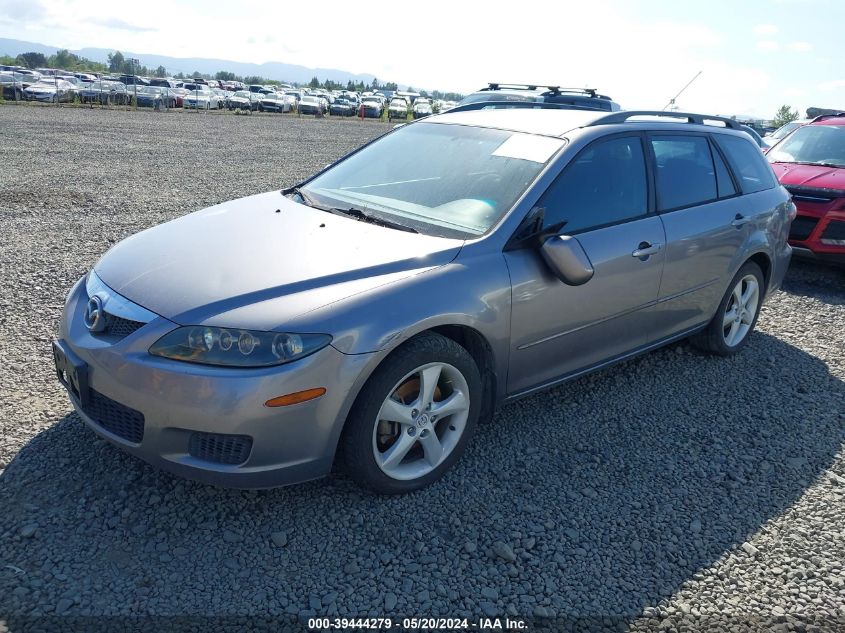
284 186 318 207
785 161 844 168
329 206 419 233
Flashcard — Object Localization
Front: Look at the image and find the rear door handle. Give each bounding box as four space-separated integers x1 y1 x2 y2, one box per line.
731 213 752 227
631 242 663 258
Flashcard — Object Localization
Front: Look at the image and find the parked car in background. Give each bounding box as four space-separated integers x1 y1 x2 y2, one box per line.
78 80 129 105
23 78 76 103
227 90 260 112
413 98 433 119
54 108 792 494
0 72 30 100
329 97 356 116
258 92 290 113
298 95 324 115
459 83 621 111
169 87 188 107
150 78 176 89
182 84 221 110
763 119 811 148
134 86 177 109
119 75 150 88
388 97 409 121
360 96 384 118
768 113 845 265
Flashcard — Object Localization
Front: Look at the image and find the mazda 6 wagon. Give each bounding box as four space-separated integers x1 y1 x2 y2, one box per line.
54 107 794 494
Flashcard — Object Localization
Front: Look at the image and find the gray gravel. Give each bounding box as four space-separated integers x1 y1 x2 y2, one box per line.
1 105 844 631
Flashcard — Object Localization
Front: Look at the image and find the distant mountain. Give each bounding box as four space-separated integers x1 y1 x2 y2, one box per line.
0 38 380 86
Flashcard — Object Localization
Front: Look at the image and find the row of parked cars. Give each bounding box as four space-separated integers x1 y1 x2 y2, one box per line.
0 66 458 119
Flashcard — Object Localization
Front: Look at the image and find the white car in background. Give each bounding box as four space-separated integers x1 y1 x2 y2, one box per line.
763 119 811 148
388 97 409 121
23 78 76 103
412 98 433 119
182 83 222 110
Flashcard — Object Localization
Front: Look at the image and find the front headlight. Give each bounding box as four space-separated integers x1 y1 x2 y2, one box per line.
149 327 332 367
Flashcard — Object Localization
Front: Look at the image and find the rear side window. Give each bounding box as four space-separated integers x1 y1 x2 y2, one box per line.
714 134 777 194
712 145 737 198
539 136 647 233
650 135 717 210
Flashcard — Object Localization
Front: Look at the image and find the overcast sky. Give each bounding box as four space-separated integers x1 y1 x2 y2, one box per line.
0 0 840 118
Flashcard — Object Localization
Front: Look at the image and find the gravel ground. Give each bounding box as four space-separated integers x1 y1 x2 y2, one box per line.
1 105 844 632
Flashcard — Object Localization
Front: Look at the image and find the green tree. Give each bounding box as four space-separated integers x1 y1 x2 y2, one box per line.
108 51 125 73
17 52 47 68
773 104 799 128
215 70 235 81
154 65 167 77
309 75 320 88
51 49 71 68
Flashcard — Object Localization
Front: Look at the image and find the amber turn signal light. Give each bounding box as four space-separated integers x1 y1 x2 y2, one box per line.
265 388 326 407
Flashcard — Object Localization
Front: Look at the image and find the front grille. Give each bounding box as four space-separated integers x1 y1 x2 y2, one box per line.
821 220 845 242
103 312 145 339
82 389 145 443
789 216 819 241
188 432 253 465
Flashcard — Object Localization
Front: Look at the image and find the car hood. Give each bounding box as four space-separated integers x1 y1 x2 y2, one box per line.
771 162 845 190
94 191 464 328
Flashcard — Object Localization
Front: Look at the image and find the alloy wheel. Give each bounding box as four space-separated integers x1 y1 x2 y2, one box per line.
372 362 470 481
722 274 759 347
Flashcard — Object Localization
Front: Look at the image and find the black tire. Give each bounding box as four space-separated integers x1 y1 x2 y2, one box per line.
341 332 482 494
691 261 765 356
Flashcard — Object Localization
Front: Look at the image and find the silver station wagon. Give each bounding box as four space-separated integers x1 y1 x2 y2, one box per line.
54 108 794 494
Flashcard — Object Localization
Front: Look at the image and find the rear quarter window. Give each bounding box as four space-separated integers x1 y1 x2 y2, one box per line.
714 134 777 194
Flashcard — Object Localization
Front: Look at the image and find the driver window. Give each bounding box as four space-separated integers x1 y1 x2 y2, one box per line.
538 136 648 233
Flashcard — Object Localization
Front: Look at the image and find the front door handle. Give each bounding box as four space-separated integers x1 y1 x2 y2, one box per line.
632 241 663 258
731 213 752 227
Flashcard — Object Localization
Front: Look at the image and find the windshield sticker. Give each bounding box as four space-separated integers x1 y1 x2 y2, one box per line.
492 134 564 163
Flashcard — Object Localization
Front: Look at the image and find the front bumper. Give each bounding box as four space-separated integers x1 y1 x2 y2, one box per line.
56 277 375 488
788 207 845 264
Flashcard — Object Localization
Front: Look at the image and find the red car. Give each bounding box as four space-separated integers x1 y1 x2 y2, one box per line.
768 114 845 265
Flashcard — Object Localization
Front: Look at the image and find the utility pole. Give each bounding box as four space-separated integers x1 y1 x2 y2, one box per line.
129 58 140 110
663 71 702 111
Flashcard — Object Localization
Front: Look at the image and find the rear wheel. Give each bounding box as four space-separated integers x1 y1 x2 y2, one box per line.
341 333 481 494
692 261 764 355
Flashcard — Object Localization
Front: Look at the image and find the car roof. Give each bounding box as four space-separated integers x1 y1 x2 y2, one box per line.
810 116 845 126
427 108 605 137
425 108 759 140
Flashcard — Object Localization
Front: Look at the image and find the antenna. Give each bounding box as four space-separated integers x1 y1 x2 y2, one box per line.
663 71 702 111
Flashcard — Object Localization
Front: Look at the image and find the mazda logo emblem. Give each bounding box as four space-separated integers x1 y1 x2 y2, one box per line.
84 295 106 332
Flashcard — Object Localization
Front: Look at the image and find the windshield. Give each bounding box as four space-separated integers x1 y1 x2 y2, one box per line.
233 91 249 97
390 100 406 107
771 121 804 140
768 125 845 168
300 123 565 238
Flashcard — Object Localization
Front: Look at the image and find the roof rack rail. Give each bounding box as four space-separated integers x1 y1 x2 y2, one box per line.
486 83 598 97
587 110 742 129
810 112 845 123
448 101 612 115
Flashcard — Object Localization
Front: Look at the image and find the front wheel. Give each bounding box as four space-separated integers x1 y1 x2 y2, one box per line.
692 261 764 356
341 333 481 494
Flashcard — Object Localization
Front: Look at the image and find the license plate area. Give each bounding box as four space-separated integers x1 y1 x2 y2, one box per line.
52 339 90 407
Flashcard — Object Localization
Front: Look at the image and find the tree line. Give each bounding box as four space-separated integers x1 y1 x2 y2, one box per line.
2 49 464 99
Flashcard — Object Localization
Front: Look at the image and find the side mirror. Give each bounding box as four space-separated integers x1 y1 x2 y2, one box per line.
540 235 594 286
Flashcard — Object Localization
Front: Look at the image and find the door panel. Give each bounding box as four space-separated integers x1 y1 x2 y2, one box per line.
646 197 749 341
505 216 665 394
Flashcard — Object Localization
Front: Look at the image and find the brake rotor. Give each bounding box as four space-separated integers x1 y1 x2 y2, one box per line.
377 377 442 450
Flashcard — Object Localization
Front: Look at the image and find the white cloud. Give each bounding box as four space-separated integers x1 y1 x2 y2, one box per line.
817 79 845 91
753 24 779 35
757 40 780 51
787 41 812 52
